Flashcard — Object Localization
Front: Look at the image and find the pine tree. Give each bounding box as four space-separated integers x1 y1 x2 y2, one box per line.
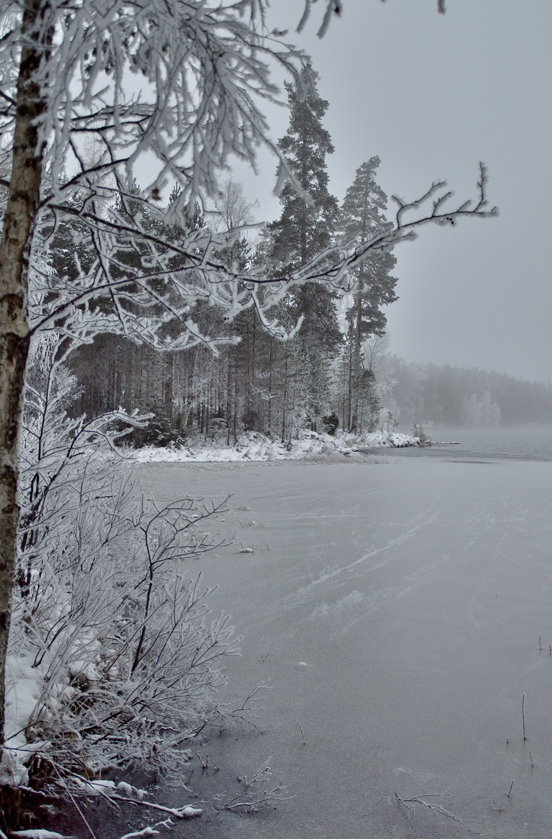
339 157 398 431
266 66 342 431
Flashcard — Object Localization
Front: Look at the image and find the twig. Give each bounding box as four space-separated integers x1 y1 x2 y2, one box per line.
218 785 289 814
54 765 100 839
206 682 267 734
522 694 527 741
11 833 75 839
195 751 208 771
506 780 514 798
296 719 307 745
216 758 290 813
119 820 176 839
119 829 160 839
529 750 534 769
110 795 202 819
394 791 464 825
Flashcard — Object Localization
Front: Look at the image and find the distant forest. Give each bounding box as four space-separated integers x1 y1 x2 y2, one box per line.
382 358 552 428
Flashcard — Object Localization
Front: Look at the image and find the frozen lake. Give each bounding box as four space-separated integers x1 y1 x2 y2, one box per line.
138 446 552 839
367 425 552 461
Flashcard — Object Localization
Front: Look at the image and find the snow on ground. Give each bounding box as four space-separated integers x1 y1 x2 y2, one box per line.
133 429 420 463
2 654 48 785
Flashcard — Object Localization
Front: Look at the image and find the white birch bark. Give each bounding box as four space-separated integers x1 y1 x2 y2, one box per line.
0 0 52 746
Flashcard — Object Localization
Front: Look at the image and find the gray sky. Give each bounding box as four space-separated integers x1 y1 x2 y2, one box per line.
233 0 552 383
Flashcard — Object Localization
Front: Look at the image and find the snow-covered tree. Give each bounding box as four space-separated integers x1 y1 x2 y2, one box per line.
263 66 342 427
340 158 398 336
0 0 497 752
266 66 341 351
339 158 398 430
14 339 239 789
209 179 259 235
461 391 501 427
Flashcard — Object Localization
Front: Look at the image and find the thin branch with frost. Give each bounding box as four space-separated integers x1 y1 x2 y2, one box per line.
119 822 182 839
200 682 268 736
10 832 73 838
284 162 497 289
215 758 290 814
298 0 446 38
393 790 466 826
32 163 497 358
111 799 202 820
69 780 203 819
0 0 314 213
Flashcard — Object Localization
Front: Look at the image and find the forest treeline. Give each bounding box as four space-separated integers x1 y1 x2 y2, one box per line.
64 67 549 443
381 356 552 428
68 68 398 445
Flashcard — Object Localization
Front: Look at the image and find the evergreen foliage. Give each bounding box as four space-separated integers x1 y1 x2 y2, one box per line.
267 66 342 355
337 157 398 431
64 131 405 442
268 68 339 270
340 157 398 339
261 67 342 430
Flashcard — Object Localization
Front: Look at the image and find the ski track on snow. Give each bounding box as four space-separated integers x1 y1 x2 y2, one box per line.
289 501 441 607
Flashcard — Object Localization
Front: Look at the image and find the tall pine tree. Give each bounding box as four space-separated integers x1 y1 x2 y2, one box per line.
338 157 398 431
266 66 342 431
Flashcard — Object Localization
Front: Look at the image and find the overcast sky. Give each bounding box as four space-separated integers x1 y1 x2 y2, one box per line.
232 0 552 383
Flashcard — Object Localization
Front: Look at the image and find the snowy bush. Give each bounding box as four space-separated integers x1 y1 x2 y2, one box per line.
5 340 239 792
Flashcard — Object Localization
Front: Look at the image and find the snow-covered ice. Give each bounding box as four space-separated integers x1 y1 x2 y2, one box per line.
138 453 552 839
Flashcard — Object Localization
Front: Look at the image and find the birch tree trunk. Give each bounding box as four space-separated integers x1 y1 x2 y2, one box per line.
0 0 49 747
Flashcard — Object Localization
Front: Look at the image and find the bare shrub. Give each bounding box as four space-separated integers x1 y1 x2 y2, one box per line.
6 339 239 791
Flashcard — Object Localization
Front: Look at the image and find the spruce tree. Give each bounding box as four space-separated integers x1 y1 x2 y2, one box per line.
339 157 398 431
266 66 342 431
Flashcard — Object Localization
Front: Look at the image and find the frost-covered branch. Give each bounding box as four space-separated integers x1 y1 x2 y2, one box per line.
29 164 496 357
391 790 465 826
215 758 290 814
0 0 317 213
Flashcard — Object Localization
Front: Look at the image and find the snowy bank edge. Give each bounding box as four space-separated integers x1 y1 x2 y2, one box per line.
132 430 423 464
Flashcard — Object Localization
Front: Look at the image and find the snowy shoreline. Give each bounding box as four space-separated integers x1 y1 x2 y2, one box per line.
132 429 425 464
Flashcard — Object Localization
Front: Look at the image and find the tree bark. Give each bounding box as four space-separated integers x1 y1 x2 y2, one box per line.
0 0 50 747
